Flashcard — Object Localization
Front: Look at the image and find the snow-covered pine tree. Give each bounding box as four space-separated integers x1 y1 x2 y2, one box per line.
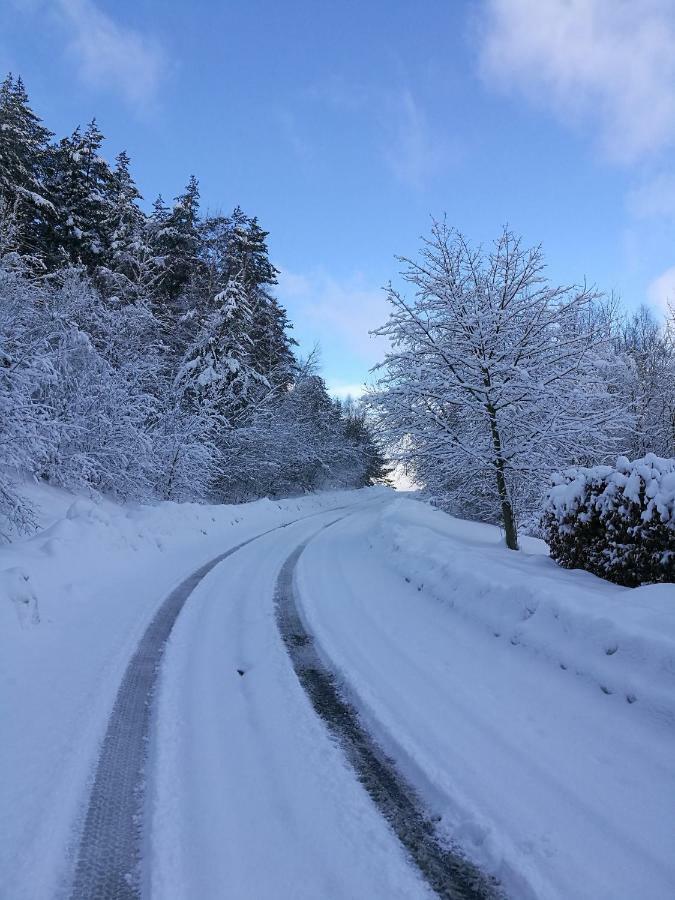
94 150 159 305
200 208 296 388
143 194 175 311
175 275 267 419
154 176 202 305
43 119 115 269
0 74 54 256
143 177 206 368
226 208 277 283
370 222 631 549
147 193 171 248
242 218 297 389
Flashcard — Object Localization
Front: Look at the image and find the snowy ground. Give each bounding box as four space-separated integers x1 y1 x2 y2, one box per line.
299 498 675 899
2 486 674 899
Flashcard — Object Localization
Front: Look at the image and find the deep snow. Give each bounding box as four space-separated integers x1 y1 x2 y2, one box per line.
2 486 674 899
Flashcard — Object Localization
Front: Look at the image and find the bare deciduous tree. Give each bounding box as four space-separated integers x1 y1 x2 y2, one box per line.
369 222 630 550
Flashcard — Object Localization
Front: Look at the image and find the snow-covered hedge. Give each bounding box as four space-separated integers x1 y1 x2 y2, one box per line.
542 454 675 587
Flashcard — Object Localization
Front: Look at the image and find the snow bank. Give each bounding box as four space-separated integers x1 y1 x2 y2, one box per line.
373 497 675 726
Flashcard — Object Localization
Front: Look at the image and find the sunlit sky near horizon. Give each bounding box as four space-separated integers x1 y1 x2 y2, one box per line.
3 0 675 396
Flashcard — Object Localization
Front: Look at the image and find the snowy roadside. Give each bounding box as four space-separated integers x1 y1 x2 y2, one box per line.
296 497 675 900
373 497 675 725
0 483 385 899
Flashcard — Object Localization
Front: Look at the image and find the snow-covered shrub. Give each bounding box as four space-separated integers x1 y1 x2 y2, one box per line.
542 454 675 586
0 215 54 539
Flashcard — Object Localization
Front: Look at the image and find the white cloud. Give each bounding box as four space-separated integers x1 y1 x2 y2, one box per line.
326 382 367 400
477 0 675 163
647 266 675 316
278 267 391 367
627 172 675 218
276 108 313 160
53 0 166 111
308 77 453 189
384 89 452 190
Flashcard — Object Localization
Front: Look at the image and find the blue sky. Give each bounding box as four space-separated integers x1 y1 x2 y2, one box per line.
3 0 675 395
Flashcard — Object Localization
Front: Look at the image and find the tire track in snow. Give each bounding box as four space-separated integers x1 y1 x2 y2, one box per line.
275 531 501 900
69 504 355 900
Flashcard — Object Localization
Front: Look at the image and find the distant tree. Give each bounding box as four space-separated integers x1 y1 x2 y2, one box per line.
370 223 630 549
613 305 675 458
342 396 392 485
278 374 362 491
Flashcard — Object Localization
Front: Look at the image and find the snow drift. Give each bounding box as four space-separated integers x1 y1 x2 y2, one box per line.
374 497 675 725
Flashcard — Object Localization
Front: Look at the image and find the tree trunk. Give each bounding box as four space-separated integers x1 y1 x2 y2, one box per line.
487 402 519 551
494 457 519 550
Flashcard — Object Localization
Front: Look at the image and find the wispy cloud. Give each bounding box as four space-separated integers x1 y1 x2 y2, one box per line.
276 108 314 160
59 0 166 111
307 77 454 189
476 0 675 163
628 172 675 219
648 266 675 317
17 0 168 112
277 267 390 367
383 89 452 190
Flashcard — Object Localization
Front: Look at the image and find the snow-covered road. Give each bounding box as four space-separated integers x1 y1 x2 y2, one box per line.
2 487 674 899
145 499 437 900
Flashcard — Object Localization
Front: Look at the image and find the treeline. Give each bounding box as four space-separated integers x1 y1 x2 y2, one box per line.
0 74 387 538
369 222 675 550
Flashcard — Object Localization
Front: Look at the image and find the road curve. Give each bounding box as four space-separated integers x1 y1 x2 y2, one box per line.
69 503 354 900
70 495 496 900
144 498 436 900
274 528 499 900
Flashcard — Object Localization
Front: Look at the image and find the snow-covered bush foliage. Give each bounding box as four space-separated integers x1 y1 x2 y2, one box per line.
0 211 53 538
542 454 675 586
0 74 385 537
214 375 376 502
